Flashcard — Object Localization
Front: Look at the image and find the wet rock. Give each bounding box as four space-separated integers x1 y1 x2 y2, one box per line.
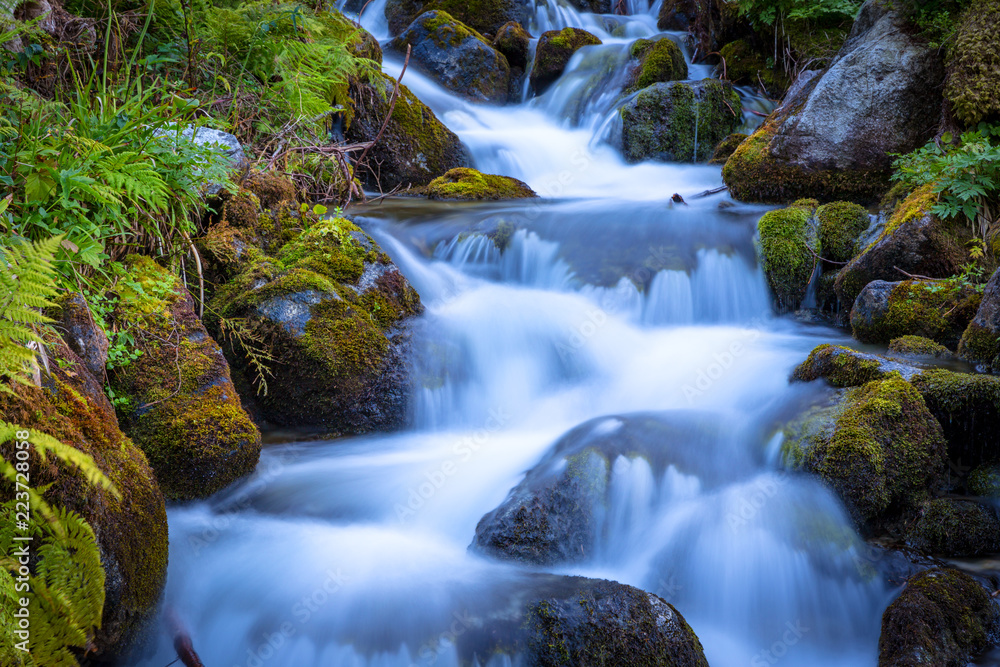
384 0 527 37
834 185 970 307
493 21 531 71
709 132 747 165
108 256 261 500
723 0 945 203
719 39 790 97
887 336 954 360
51 292 109 380
878 568 1000 667
208 216 423 433
619 79 743 164
850 279 981 347
472 412 744 565
0 336 167 661
792 344 922 388
816 201 870 265
414 167 536 200
624 36 688 94
958 267 1000 369
458 576 709 667
391 11 511 103
906 499 1000 558
530 27 602 95
754 200 819 312
347 72 471 190
781 375 947 532
658 0 728 56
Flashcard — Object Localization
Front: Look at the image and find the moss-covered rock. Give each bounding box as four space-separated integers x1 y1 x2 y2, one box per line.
781 375 947 531
850 279 982 347
317 9 383 64
792 344 922 388
834 185 971 307
625 37 688 94
755 203 818 311
719 39 790 97
620 79 742 164
888 335 954 359
658 0 732 56
906 499 1000 557
708 132 747 165
723 3 944 205
969 464 1000 498
415 167 537 200
909 369 1000 471
108 255 261 500
878 568 1000 667
493 21 530 71
958 267 1000 368
208 216 423 432
384 0 527 37
347 71 470 190
816 201 870 265
944 0 1000 127
243 170 299 209
529 27 602 95
390 11 511 103
0 337 167 660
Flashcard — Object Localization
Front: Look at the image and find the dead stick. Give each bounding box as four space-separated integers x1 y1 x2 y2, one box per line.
166 608 204 667
893 266 944 282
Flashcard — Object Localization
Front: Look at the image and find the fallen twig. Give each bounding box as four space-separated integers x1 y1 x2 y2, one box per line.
692 186 728 198
893 266 944 282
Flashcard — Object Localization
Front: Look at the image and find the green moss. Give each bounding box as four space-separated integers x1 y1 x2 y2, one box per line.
944 0 1000 127
417 167 537 200
722 116 891 204
493 21 531 70
879 183 938 242
531 28 602 92
491 220 516 251
888 335 953 358
719 39 790 96
791 344 893 388
852 279 982 346
315 9 383 64
708 133 747 165
968 464 1000 497
276 217 370 283
427 0 519 35
909 368 1000 468
626 37 687 93
816 201 870 264
403 10 490 49
756 205 817 310
907 499 1000 556
958 321 1000 367
244 170 299 209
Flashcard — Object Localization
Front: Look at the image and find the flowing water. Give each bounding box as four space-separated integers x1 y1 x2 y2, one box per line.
136 2 903 665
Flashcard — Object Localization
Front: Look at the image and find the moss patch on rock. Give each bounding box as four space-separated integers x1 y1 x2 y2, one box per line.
719 39 790 97
958 267 1000 367
244 170 299 209
385 0 525 37
888 335 954 358
907 499 1000 557
625 37 688 93
709 132 746 165
530 27 601 95
493 21 531 70
791 344 920 388
850 279 982 347
816 201 870 265
944 0 1000 127
756 204 818 311
414 167 537 200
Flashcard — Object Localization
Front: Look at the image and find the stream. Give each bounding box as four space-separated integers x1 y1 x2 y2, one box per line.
136 1 903 665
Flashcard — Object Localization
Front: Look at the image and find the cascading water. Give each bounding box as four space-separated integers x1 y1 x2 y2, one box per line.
135 3 907 667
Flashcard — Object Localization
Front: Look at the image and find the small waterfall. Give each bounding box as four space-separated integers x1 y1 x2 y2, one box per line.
643 270 694 325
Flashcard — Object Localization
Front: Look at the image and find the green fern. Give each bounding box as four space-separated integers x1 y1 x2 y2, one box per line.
0 236 62 394
0 424 116 666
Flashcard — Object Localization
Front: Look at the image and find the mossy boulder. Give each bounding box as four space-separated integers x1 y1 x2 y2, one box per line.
909 369 1000 471
755 203 819 311
850 279 982 347
51 291 109 379
493 21 531 71
619 79 742 164
709 132 747 165
108 256 261 500
529 27 602 95
658 0 729 56
906 499 1000 557
243 170 299 209
208 216 423 432
0 337 167 660
888 335 954 359
391 11 511 103
816 201 870 265
723 2 944 204
318 9 383 64
944 0 1000 127
719 39 790 97
456 576 708 667
384 0 527 37
878 568 1000 667
834 185 971 307
781 375 947 531
472 412 735 565
625 37 688 94
347 71 471 190
416 167 537 200
792 344 922 389
958 267 1000 368
969 465 1000 498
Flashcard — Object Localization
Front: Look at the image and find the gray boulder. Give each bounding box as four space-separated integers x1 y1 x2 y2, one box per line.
724 0 945 203
959 267 1000 369
391 11 510 103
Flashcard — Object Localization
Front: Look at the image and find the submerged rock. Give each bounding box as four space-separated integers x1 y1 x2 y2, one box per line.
0 336 167 660
754 201 819 312
530 27 602 95
619 79 742 164
878 568 999 667
906 499 1000 557
415 167 537 200
958 267 1000 369
108 256 261 500
391 11 510 103
723 0 944 203
850 279 981 347
347 72 470 190
781 375 947 531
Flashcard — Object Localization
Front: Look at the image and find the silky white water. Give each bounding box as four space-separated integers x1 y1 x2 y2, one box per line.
135 2 901 666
